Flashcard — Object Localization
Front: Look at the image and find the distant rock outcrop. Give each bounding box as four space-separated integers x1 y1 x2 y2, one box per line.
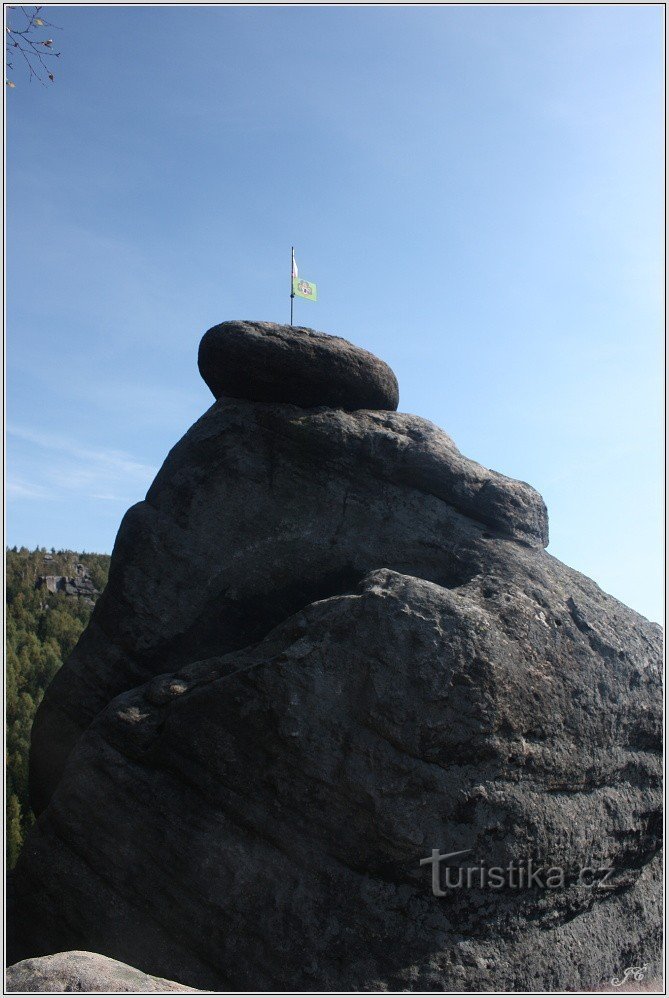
11 321 662 992
36 566 99 605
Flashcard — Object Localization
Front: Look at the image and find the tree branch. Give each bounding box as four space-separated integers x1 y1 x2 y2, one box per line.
5 5 62 87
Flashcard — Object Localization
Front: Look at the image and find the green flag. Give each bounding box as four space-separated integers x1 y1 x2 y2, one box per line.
293 276 318 302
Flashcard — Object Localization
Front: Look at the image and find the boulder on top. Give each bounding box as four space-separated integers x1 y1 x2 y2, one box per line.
197 320 400 411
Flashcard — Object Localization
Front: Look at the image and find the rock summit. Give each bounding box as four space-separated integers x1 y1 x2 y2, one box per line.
198 319 400 410
11 320 661 992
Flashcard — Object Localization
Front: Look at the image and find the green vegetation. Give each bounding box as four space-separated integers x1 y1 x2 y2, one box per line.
6 546 110 867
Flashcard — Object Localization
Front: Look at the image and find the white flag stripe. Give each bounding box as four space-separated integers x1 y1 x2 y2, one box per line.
292 252 298 279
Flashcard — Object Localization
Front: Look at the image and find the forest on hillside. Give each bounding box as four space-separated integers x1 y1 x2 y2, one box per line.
6 547 111 867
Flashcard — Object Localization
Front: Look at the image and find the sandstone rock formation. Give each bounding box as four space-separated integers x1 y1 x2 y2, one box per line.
28 398 547 816
36 570 99 605
5 952 197 992
198 319 400 410
11 321 662 992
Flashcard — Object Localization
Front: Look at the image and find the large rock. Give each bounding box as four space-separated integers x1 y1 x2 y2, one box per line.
5 952 197 992
29 401 547 816
13 322 661 991
11 568 662 990
198 320 400 410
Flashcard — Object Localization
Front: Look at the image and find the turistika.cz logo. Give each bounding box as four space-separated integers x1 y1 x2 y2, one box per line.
419 848 614 895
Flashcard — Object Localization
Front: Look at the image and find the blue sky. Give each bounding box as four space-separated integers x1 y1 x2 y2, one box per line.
6 4 663 622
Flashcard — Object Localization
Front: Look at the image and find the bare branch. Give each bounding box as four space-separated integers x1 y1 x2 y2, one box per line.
5 5 62 87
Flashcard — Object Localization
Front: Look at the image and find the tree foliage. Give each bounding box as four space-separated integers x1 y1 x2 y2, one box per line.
5 5 61 88
6 546 110 867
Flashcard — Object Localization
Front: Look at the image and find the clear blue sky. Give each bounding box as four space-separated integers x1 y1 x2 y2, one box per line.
7 5 663 622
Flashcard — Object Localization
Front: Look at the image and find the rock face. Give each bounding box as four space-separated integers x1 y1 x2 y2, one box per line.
12 321 661 992
28 402 548 816
198 319 400 410
5 952 197 992
36 572 99 605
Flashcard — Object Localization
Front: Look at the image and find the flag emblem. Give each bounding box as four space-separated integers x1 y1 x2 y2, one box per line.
294 277 318 301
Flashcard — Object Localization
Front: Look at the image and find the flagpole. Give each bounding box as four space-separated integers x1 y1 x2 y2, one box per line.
290 246 295 326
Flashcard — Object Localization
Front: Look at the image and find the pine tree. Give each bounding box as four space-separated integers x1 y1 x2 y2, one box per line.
7 793 23 868
5 545 111 865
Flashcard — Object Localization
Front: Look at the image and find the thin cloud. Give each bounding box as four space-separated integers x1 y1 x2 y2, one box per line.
8 426 156 480
6 477 52 500
7 426 157 502
89 493 132 502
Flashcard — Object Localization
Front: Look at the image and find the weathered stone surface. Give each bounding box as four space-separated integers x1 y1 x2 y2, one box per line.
13 565 661 990
198 320 400 411
5 951 197 992
29 400 547 816
14 323 661 991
